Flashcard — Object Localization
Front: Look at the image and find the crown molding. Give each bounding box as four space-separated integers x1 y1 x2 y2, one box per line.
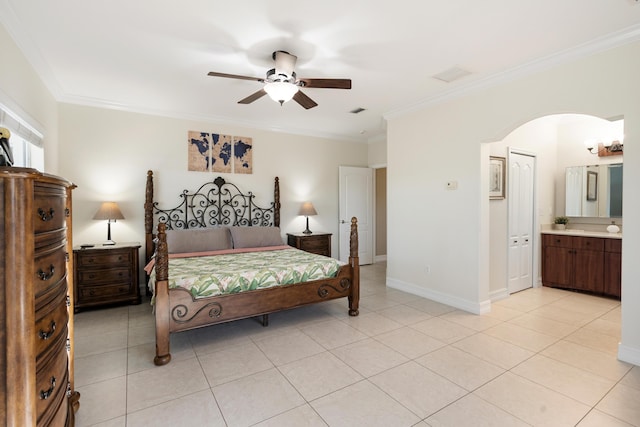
58 93 368 144
384 23 640 120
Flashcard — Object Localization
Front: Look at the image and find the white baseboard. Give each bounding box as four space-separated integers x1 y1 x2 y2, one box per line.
387 277 491 315
374 255 387 263
618 343 640 367
489 287 510 302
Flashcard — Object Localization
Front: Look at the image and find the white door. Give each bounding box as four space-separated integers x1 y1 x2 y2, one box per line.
339 166 373 264
508 152 535 293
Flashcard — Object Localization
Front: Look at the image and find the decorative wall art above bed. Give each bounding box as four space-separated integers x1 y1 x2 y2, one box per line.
187 130 253 174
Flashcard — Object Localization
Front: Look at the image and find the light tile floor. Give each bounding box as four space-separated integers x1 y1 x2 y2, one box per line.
73 263 640 426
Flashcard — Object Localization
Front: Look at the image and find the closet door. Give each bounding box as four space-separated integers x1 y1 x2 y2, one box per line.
508 152 535 294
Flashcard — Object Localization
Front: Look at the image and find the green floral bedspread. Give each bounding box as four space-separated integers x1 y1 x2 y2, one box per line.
158 248 343 299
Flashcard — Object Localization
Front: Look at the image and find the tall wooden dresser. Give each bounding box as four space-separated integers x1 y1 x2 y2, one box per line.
0 167 80 426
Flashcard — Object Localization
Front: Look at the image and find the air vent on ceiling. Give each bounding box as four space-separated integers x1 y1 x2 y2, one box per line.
432 66 472 83
350 107 366 114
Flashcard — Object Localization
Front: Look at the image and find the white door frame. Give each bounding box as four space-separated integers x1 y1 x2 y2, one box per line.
507 148 539 292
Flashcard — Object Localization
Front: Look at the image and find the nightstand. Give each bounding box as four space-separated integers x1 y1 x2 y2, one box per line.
287 232 332 257
73 242 141 312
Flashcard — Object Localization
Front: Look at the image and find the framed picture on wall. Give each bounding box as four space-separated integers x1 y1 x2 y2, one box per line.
587 171 598 201
489 156 506 200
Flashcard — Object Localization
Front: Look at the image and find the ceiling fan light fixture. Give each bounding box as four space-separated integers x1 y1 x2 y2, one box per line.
264 81 299 105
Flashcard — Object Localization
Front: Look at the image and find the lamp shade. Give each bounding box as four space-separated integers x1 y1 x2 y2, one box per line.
264 82 299 105
93 202 125 220
298 202 317 217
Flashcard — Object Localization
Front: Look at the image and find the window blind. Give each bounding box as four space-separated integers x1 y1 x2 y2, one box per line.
0 106 44 148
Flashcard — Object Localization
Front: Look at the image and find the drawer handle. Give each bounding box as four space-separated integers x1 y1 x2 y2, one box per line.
40 377 56 400
37 208 55 222
38 321 56 340
37 265 55 281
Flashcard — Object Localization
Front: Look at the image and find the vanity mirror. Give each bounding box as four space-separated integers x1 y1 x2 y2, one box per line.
565 163 622 218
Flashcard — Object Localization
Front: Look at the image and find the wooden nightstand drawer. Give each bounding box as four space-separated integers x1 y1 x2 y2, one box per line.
79 283 134 300
287 233 332 257
77 249 133 267
74 243 141 311
77 267 132 285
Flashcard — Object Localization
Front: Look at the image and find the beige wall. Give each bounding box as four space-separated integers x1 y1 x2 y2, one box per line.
57 104 369 258
368 137 387 167
386 41 640 365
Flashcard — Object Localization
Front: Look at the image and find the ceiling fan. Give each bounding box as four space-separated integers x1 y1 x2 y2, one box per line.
207 50 351 109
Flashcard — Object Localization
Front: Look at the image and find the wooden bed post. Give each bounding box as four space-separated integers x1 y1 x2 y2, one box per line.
153 222 171 366
274 176 280 227
144 170 154 266
348 217 360 316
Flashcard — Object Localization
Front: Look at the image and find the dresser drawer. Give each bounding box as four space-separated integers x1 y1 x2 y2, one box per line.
36 339 69 425
77 249 133 267
35 298 69 361
77 267 132 285
33 244 68 299
33 183 68 234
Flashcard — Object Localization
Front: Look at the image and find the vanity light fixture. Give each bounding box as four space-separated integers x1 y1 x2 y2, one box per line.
584 138 623 157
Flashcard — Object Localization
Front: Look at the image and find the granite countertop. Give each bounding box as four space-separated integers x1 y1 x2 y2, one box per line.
541 229 622 239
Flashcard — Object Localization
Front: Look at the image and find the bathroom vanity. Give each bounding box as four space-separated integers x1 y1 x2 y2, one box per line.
541 230 621 298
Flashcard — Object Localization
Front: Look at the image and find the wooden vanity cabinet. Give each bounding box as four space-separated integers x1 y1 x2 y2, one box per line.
542 233 621 298
604 239 622 298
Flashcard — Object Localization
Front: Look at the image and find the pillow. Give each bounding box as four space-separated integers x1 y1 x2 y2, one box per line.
165 227 232 254
229 226 283 248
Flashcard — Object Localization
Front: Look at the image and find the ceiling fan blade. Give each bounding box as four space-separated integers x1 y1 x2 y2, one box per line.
238 89 267 104
273 51 297 78
298 78 351 89
207 71 264 82
293 90 318 109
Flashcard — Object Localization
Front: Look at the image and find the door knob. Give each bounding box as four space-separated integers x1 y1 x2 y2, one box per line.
340 220 347 224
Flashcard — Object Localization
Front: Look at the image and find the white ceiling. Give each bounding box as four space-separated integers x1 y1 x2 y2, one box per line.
2 0 640 142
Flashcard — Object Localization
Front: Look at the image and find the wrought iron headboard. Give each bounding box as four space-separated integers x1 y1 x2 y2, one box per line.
144 170 280 263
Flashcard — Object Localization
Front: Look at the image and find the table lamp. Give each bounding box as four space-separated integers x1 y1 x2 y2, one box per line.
93 201 125 245
299 202 317 234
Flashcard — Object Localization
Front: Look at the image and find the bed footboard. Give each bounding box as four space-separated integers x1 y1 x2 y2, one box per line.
152 218 360 366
